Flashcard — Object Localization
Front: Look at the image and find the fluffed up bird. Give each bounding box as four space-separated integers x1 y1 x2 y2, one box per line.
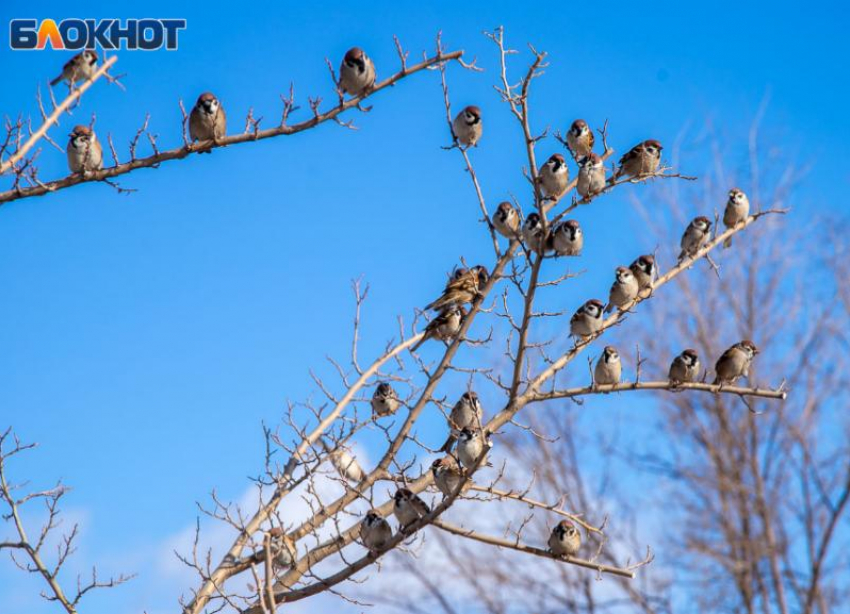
614 140 663 180
669 349 700 385
713 340 759 385
455 427 492 470
320 439 365 483
67 125 103 174
360 510 392 554
371 382 401 417
629 254 656 292
431 456 465 498
570 299 605 339
492 201 520 238
339 47 376 97
393 488 430 530
452 105 482 147
51 50 98 86
594 346 622 386
549 219 583 256
577 152 606 198
548 520 581 558
722 188 750 248
424 266 488 312
679 216 713 262
411 305 466 351
538 153 569 198
439 390 484 452
189 92 227 151
522 212 548 253
267 527 296 569
566 119 594 159
605 266 639 313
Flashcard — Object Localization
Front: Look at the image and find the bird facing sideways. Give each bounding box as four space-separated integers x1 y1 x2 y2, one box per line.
51 50 98 86
629 254 656 292
411 305 466 351
393 488 430 530
431 456 465 498
424 266 488 312
614 139 663 180
713 340 759 385
570 299 605 340
266 527 296 569
320 439 365 483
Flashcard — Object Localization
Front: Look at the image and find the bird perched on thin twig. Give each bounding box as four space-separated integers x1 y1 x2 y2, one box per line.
339 47 376 97
713 340 759 385
431 456 465 498
67 125 103 174
549 220 583 256
570 299 605 340
548 520 581 558
439 390 484 452
722 188 750 248
669 349 700 385
492 201 520 238
522 212 548 253
371 382 401 417
629 255 656 292
189 92 227 151
411 305 466 352
566 119 595 160
266 527 296 569
452 105 482 147
594 346 622 386
360 510 392 554
577 152 606 198
538 153 569 198
320 439 365 483
424 266 488 312
679 216 713 262
605 266 639 313
51 50 98 86
455 427 492 470
613 140 662 180
393 488 430 530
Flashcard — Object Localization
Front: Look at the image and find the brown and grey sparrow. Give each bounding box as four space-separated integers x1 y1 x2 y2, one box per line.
393 488 430 529
439 390 483 452
669 349 700 385
548 520 581 558
189 92 227 150
566 119 594 159
320 439 365 483
605 266 639 313
452 105 482 147
371 382 401 417
679 216 713 262
424 266 488 312
431 456 465 498
570 299 605 339
538 153 570 198
360 510 392 553
594 346 622 386
492 201 520 238
722 188 750 248
51 50 98 86
67 125 103 174
629 254 656 291
339 47 376 97
713 340 759 385
576 152 606 198
267 527 296 569
614 139 663 180
550 219 583 256
411 305 466 351
456 427 492 470
522 212 548 253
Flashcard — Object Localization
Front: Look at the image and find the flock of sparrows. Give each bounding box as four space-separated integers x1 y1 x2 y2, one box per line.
52 46 379 174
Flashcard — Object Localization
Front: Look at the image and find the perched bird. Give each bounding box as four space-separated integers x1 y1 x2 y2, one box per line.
713 340 759 385
371 382 401 417
189 92 227 150
431 456 465 498
576 152 606 198
629 255 656 291
411 305 466 351
360 510 393 553
51 50 98 86
320 439 365 483
605 266 639 313
614 140 663 180
566 119 594 159
594 346 622 386
522 212 547 253
549 219 583 256
455 427 492 470
548 520 581 558
492 201 520 238
439 390 484 452
722 188 750 248
570 299 605 339
679 216 713 262
267 527 296 569
393 488 430 529
452 105 482 147
424 266 488 312
339 47 376 97
669 349 700 385
66 125 103 174
538 153 569 198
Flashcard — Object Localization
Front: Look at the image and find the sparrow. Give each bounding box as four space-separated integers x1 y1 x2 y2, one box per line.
594 346 622 386
439 390 484 452
669 349 700 385
66 125 103 174
411 305 466 351
320 439 365 483
548 520 581 558
360 510 393 554
424 266 488 312
522 212 548 253
722 188 750 248
339 47 376 97
614 140 663 180
431 456 465 498
267 527 296 569
50 50 98 86
566 119 594 159
455 427 492 470
189 92 227 150
538 153 569 198
549 219 583 257
679 216 713 262
605 266 639 313
452 106 482 147
576 152 606 199
713 340 759 385
570 299 605 339
629 255 656 291
393 488 430 529
492 201 520 238
371 382 401 417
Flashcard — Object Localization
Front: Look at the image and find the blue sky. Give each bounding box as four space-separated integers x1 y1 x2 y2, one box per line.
1 1 848 613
